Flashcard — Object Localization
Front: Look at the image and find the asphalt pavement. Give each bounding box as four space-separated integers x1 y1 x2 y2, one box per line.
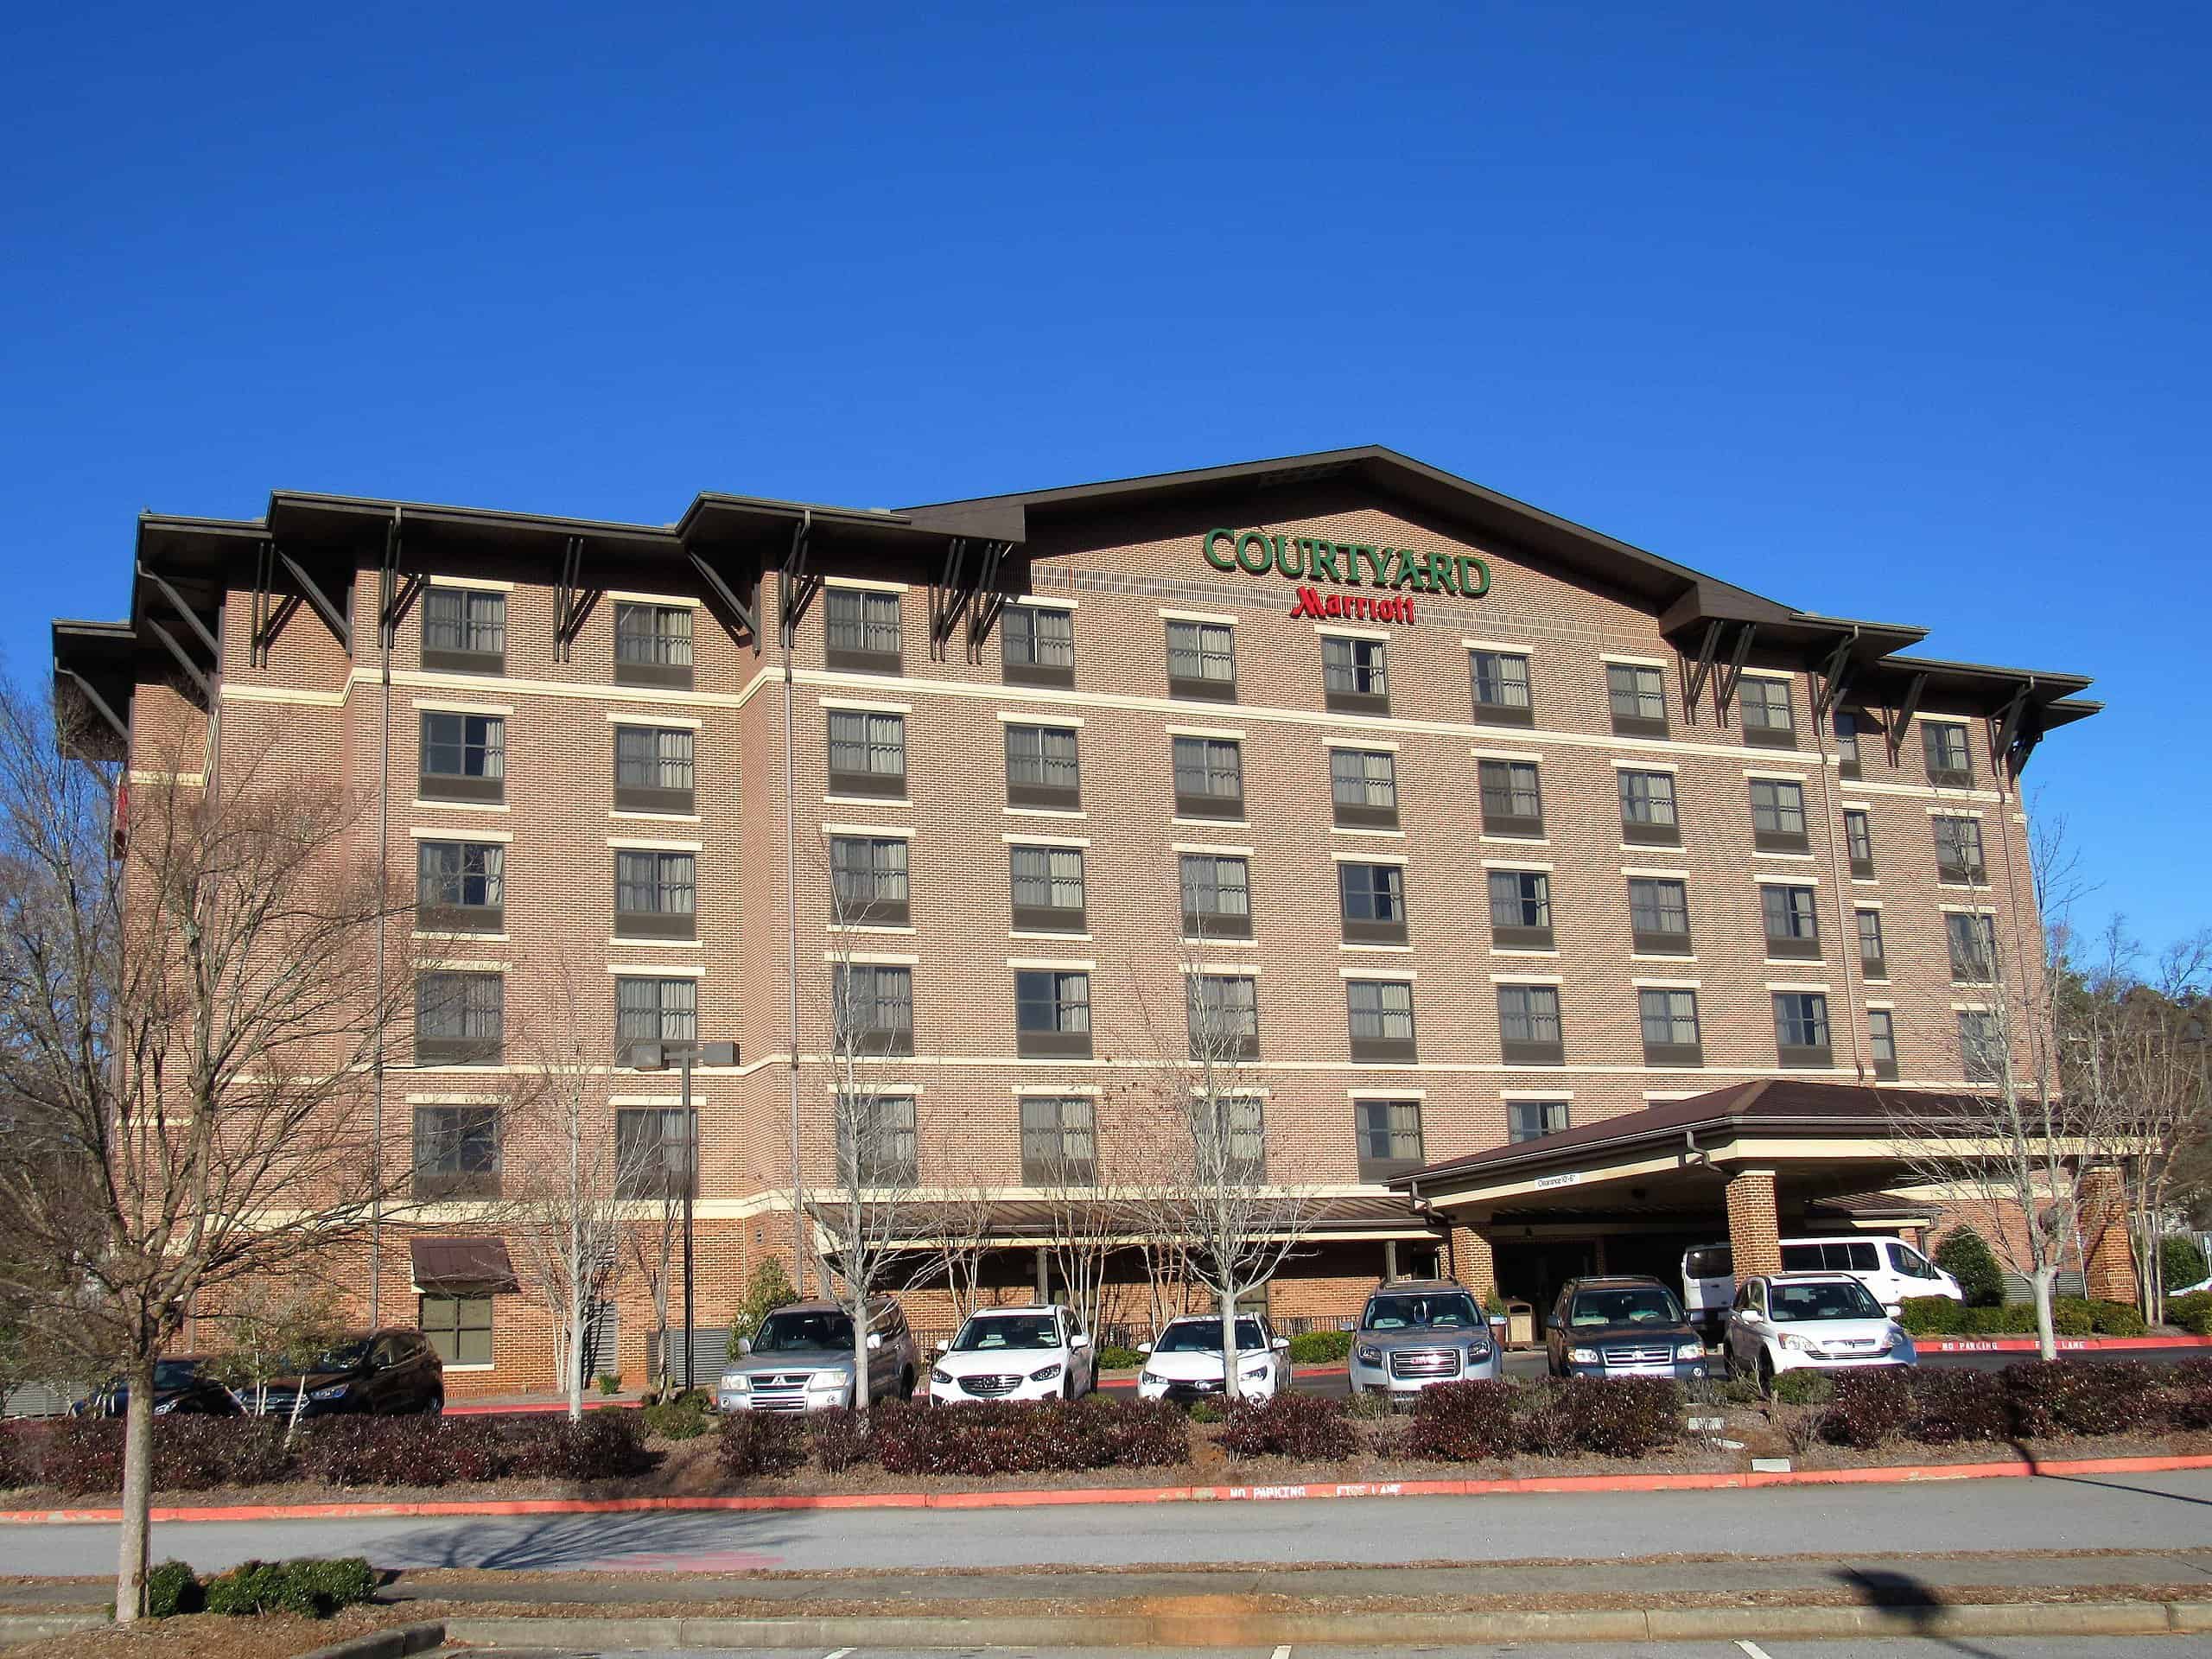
455 1641 2212 1656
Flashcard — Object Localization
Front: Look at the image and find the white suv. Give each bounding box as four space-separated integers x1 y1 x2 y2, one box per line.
1135 1314 1292 1403
929 1304 1096 1404
1724 1273 1916 1391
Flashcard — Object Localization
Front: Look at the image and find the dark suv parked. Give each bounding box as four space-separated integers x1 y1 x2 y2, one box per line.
1546 1275 1708 1381
74 1357 241 1419
249 1329 446 1418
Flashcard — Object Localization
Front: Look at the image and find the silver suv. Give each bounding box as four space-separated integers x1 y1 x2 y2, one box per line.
716 1299 918 1413
1349 1279 1501 1398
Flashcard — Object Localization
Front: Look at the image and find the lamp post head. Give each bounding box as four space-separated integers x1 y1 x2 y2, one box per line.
623 1040 737 1070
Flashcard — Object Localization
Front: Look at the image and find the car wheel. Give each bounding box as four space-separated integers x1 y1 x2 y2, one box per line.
1757 1353 1776 1398
429 1390 444 1415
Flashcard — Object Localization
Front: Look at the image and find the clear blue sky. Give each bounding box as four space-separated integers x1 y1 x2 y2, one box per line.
4 3 2205 950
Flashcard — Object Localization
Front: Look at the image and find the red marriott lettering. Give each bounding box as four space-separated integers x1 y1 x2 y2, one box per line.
1289 586 1415 625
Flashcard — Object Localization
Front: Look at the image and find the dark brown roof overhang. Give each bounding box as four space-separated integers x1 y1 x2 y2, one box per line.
409 1235 518 1294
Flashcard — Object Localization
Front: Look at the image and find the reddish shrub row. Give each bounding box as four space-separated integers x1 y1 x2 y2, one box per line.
869 1397 1189 1477
1218 1391 1357 1462
1818 1359 2200 1449
1 1411 649 1496
1408 1377 1684 1463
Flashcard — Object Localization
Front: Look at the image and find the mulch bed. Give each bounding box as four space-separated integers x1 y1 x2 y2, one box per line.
2 1605 415 1659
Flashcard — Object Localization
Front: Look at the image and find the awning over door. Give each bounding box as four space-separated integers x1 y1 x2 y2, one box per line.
409 1236 518 1294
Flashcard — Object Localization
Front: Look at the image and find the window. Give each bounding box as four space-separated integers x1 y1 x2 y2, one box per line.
1627 877 1692 955
1322 636 1389 712
1011 845 1085 931
415 970 504 1065
1329 747 1398 829
1199 1094 1266 1180
1186 974 1260 1059
613 725 696 814
1748 778 1808 852
1618 770 1680 846
1346 978 1417 1062
830 835 909 925
1478 759 1543 838
412 1105 499 1199
1868 1008 1898 1079
418 711 505 803
616 976 698 1059
1857 907 1888 979
1165 619 1236 700
616 1106 696 1199
1923 720 1974 788
1844 809 1874 877
1762 884 1821 958
416 841 504 932
842 1090 919 1192
1739 677 1796 747
1508 1097 1567 1143
1773 993 1832 1067
1497 984 1564 1065
1639 988 1702 1065
1015 969 1092 1058
825 589 903 673
1933 815 1986 883
1488 869 1553 950
1469 649 1533 725
1001 604 1074 688
1020 1095 1096 1185
613 602 694 689
1005 723 1081 810
614 849 696 938
1835 709 1864 778
1947 912 1999 982
1355 1098 1424 1179
1606 663 1668 737
1339 862 1408 944
420 1296 493 1367
827 709 906 798
1172 735 1244 820
1958 1011 2006 1084
1179 853 1251 940
422 588 505 673
834 963 913 1057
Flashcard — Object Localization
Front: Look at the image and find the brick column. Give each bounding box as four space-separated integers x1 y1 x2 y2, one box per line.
1726 1167 1783 1278
2078 1166 2139 1305
1454 1222 1498 1302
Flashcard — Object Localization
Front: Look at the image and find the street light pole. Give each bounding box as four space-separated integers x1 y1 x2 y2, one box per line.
629 1038 737 1399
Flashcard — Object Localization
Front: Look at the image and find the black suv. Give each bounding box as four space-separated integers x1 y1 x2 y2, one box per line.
74 1357 242 1419
251 1328 446 1418
1546 1275 1708 1381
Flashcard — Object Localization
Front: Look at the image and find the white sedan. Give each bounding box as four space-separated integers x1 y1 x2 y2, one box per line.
929 1304 1096 1404
1724 1272 1916 1390
1136 1314 1293 1404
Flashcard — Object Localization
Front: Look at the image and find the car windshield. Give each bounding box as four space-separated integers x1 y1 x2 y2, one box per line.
151 1361 204 1388
1364 1293 1480 1331
1769 1281 1885 1322
951 1313 1061 1352
1154 1319 1267 1353
753 1311 855 1352
308 1341 371 1371
1570 1287 1684 1328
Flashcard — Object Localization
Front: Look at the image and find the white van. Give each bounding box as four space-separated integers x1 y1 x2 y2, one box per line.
1681 1235 1962 1328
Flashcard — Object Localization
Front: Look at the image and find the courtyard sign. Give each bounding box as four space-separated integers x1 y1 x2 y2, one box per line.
1201 527 1492 608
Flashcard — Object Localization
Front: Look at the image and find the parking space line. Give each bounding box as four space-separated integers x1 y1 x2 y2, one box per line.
1734 1642 1774 1659
822 1648 854 1659
1270 1646 1292 1659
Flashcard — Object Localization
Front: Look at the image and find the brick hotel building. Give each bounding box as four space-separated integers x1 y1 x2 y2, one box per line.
53 448 2101 1392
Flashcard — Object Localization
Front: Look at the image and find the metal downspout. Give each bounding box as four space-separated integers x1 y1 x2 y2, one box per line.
369 509 397 1325
784 512 809 1295
1810 662 1867 1080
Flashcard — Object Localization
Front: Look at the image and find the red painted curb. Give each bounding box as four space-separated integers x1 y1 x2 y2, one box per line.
8 1451 2211 1527
1919 1334 2212 1354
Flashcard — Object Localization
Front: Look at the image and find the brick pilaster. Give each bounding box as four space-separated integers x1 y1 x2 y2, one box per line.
1726 1167 1783 1278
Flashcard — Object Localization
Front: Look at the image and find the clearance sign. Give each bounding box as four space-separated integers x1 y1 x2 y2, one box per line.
1201 528 1491 626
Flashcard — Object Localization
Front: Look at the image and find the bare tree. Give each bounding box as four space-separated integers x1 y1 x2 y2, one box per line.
906 1150 1000 1332
805 841 924 1420
1128 951 1325 1400
624 1170 682 1398
204 1281 347 1444
1033 1089 1136 1345
499 956 662 1421
0 681 414 1620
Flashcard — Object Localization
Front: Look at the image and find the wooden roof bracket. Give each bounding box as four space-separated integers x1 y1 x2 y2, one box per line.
1885 671 1928 765
1811 628 1858 721
376 508 422 652
779 511 817 651
1678 620 1725 727
552 535 601 664
1711 621 1758 721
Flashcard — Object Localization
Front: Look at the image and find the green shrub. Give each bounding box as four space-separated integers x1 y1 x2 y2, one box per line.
2169 1292 2212 1335
1186 1400 1225 1424
2163 1236 2209 1294
205 1560 289 1618
1219 1392 1356 1461
2088 1300 2148 1337
595 1372 622 1395
1770 1369 1837 1407
1286 1330 1353 1364
2051 1298 2096 1338
728 1259 800 1357
289 1557 378 1616
145 1560 202 1618
1898 1296 1963 1336
1344 1388 1395 1420
641 1395 713 1440
201 1556 376 1618
1095 1346 1144 1372
1935 1227 2006 1307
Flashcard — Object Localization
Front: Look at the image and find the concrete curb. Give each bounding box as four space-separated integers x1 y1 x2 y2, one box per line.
7 1449 2212 1526
291 1619 447 1659
439 1599 2212 1648
0 1611 107 1643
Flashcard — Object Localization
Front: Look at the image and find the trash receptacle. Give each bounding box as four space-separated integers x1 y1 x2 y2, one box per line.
1506 1300 1536 1348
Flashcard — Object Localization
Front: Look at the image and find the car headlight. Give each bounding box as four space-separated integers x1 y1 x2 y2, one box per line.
1356 1343 1384 1365
1779 1333 1812 1353
1240 1363 1270 1380
1675 1342 1704 1361
1466 1339 1492 1360
1029 1363 1063 1382
720 1375 751 1393
309 1383 352 1401
931 1367 953 1385
1569 1346 1599 1363
153 1399 178 1414
806 1373 849 1392
1141 1369 1162 1385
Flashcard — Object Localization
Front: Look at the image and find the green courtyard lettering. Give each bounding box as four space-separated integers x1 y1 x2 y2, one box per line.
1202 527 1491 605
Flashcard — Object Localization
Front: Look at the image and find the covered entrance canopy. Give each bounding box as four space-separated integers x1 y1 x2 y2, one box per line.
1389 1081 2006 1312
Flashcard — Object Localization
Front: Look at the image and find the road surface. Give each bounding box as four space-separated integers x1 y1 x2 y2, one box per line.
457 1641 2212 1657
